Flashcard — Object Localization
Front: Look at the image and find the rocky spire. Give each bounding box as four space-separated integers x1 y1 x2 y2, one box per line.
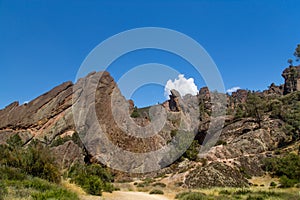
282 65 300 95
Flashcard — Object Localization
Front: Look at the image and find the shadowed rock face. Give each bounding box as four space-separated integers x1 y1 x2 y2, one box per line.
282 65 300 95
168 90 181 112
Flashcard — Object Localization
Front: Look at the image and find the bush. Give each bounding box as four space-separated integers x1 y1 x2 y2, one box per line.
136 182 146 187
270 181 277 187
0 165 26 181
0 181 7 200
234 188 252 195
279 92 300 141
234 104 246 120
279 175 297 188
219 189 232 195
246 196 264 200
83 176 104 195
175 192 207 200
3 177 79 200
68 163 114 195
263 153 300 184
171 130 178 137
31 188 79 200
50 132 83 148
149 189 164 195
0 135 80 199
183 140 200 161
131 106 140 118
152 182 166 188
176 189 300 200
0 136 61 183
245 92 266 127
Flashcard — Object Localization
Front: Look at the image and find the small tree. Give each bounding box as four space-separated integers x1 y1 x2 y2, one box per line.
288 58 293 66
245 93 265 128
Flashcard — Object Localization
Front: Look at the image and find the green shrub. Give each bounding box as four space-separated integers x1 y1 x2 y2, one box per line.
3 177 79 200
131 106 140 118
171 130 178 137
0 181 7 200
175 192 207 200
245 93 266 127
149 189 164 195
219 189 232 195
31 187 79 200
143 177 154 184
263 153 300 184
183 140 200 161
269 99 283 119
22 178 53 192
234 104 246 120
270 181 277 187
279 92 300 141
246 196 264 200
0 165 26 181
234 188 252 195
50 132 83 148
6 134 23 148
0 135 79 199
0 136 61 183
279 175 297 188
83 176 104 195
152 182 166 188
136 182 148 187
68 163 114 195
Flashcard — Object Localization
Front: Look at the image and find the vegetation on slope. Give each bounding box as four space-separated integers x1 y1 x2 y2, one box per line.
175 188 300 200
0 134 115 199
263 153 300 188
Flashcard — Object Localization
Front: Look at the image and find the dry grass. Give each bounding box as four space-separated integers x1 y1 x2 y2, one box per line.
103 176 300 200
249 174 279 187
61 179 87 195
3 187 33 200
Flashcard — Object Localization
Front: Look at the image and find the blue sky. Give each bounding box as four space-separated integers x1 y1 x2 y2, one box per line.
0 0 300 108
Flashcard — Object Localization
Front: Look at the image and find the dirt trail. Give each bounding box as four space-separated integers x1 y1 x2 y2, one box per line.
80 191 170 200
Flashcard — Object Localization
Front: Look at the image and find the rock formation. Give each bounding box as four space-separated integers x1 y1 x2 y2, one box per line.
282 65 300 94
0 66 299 188
168 90 181 112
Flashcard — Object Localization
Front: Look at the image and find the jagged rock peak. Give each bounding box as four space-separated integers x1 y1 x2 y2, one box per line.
168 89 181 112
282 65 300 95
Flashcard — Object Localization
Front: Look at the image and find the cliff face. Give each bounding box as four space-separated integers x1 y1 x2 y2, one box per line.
73 71 200 173
0 66 299 188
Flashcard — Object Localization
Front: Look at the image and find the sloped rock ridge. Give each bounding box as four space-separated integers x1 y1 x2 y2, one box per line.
0 66 299 188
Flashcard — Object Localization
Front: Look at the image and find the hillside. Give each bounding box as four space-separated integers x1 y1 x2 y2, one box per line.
0 66 299 199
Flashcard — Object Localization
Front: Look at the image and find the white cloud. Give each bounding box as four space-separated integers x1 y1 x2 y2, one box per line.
164 74 198 98
226 86 241 93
